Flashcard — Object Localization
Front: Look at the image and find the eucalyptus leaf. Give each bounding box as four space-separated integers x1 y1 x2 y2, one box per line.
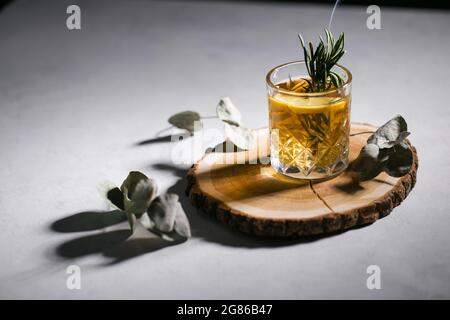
106 187 125 211
97 180 125 210
147 193 191 238
123 180 157 217
377 131 410 149
121 171 150 197
121 171 157 217
350 144 385 181
383 142 413 177
224 123 256 150
351 115 413 182
147 193 178 233
98 171 191 240
216 97 242 126
168 111 202 133
367 115 409 149
173 202 191 238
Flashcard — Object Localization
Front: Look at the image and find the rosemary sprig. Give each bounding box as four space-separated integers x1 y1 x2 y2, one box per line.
298 29 346 92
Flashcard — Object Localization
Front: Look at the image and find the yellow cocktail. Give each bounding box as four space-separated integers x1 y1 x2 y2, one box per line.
266 62 352 179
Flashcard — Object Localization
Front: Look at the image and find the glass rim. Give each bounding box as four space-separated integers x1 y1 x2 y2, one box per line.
266 60 352 97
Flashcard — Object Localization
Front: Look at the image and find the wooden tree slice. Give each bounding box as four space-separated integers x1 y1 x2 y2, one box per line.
186 124 418 237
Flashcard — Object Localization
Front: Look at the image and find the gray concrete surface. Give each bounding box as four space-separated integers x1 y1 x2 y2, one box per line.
0 0 449 299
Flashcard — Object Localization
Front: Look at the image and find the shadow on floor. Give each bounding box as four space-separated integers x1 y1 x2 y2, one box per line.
135 131 191 147
103 237 180 265
50 210 126 232
135 135 173 146
56 230 132 259
0 0 14 13
51 210 183 265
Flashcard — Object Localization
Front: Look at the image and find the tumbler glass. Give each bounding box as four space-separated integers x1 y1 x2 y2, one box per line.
266 61 352 180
